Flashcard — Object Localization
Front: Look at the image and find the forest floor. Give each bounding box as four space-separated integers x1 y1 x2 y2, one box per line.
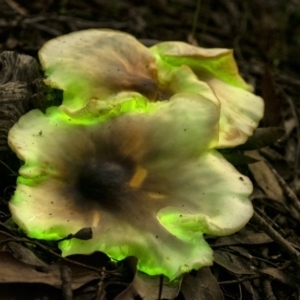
1 0 300 299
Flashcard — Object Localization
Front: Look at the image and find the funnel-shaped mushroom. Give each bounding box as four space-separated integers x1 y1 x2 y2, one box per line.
9 92 253 280
39 29 264 148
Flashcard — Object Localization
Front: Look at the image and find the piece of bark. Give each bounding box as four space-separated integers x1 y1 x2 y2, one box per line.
0 51 40 84
0 81 32 152
0 51 40 152
0 51 62 154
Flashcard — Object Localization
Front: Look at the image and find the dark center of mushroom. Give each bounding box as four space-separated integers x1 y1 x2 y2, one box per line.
120 74 173 101
78 158 135 207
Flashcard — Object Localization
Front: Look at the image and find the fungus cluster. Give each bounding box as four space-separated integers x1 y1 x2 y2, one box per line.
8 29 264 280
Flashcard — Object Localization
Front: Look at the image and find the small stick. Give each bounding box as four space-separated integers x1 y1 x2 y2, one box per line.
260 249 276 300
191 0 201 39
282 92 300 185
264 160 300 213
60 265 73 300
158 274 164 300
218 275 261 285
259 147 285 161
252 211 300 266
4 0 28 16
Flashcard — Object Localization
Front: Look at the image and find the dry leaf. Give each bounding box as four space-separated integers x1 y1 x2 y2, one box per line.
260 267 300 288
0 250 99 289
246 150 285 202
236 127 285 150
116 270 180 300
181 267 224 300
210 228 273 247
213 250 256 275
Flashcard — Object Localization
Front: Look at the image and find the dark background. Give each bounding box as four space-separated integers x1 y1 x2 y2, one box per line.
1 0 300 299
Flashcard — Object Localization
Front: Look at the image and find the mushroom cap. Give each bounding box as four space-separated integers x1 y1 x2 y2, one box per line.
9 92 253 280
39 30 264 148
38 29 158 111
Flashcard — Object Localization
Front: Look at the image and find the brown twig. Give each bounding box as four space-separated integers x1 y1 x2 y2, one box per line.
260 249 276 300
60 265 73 300
218 275 261 285
259 147 285 161
252 210 300 265
96 268 107 300
4 0 28 16
281 91 300 185
264 160 300 213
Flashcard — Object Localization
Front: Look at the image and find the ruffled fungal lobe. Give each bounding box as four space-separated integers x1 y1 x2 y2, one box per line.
39 29 264 148
150 41 265 148
9 92 253 280
38 29 158 111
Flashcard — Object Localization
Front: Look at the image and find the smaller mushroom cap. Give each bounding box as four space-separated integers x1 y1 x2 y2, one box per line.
150 41 265 148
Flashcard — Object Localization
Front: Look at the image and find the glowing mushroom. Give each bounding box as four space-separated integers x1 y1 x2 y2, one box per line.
39 29 264 148
9 92 253 280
